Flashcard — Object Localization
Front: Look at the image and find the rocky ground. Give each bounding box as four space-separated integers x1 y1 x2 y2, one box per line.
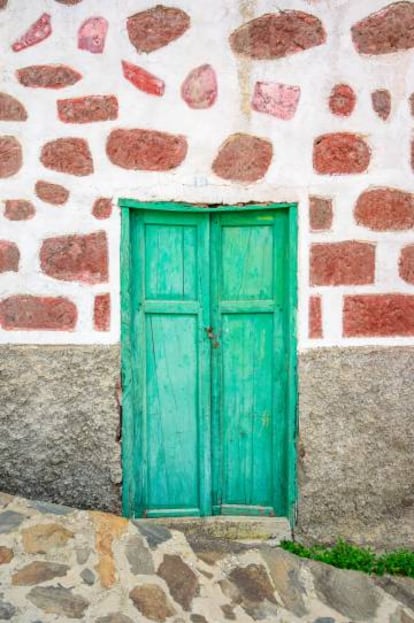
0 492 413 622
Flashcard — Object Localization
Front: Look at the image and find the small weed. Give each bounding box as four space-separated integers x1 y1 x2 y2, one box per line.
280 539 414 578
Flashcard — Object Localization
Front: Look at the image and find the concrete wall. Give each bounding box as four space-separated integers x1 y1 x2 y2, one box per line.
0 345 121 513
298 347 414 549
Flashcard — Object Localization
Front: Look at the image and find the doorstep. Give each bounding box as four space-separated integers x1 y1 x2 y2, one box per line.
132 515 292 544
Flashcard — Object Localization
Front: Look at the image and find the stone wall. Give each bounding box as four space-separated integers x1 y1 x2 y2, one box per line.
0 1 413 539
0 1 413 347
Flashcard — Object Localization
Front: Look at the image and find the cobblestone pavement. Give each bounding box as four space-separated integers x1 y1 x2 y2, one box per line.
0 493 413 622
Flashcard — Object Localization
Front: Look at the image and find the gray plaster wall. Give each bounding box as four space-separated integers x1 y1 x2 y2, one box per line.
1 343 413 549
298 346 414 550
0 345 121 513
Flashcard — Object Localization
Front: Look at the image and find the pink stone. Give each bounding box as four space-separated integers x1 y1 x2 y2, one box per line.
122 61 165 97
12 13 52 52
181 64 217 109
252 82 301 120
78 17 108 54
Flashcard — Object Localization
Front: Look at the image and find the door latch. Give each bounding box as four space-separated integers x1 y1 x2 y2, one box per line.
204 326 220 348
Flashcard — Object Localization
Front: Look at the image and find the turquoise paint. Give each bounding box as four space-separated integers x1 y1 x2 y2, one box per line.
120 201 298 521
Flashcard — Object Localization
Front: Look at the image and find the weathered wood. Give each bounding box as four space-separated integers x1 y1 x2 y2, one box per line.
121 202 297 520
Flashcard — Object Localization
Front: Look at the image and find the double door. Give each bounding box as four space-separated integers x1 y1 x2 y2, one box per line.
123 205 295 518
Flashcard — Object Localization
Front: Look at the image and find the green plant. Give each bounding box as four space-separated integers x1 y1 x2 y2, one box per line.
280 540 414 578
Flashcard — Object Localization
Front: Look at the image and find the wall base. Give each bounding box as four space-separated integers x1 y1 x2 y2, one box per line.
298 346 414 550
1 343 413 549
0 345 121 513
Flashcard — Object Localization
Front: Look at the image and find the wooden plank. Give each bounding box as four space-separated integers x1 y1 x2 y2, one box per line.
272 210 289 516
120 207 134 517
287 204 298 524
119 199 294 213
130 211 147 517
214 505 275 517
143 301 200 314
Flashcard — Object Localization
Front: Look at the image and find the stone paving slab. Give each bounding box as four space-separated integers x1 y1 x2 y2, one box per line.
0 493 412 622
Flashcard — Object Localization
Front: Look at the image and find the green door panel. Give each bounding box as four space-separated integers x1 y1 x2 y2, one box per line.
121 203 297 520
220 313 273 507
221 225 273 300
130 211 211 518
145 224 197 300
211 211 289 516
146 314 199 511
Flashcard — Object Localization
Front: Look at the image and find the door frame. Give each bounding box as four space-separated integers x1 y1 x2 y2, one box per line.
119 199 298 524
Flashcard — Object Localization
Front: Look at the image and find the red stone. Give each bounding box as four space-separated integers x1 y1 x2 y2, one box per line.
106 129 187 171
4 200 35 221
309 196 333 231
78 17 108 54
0 93 27 121
35 181 69 205
310 241 375 286
181 64 217 109
313 133 371 175
127 6 190 53
410 93 414 116
122 61 165 97
92 197 112 220
57 95 118 123
17 65 82 89
0 1 7 7
212 133 272 183
230 10 326 60
0 296 77 331
0 136 23 178
355 188 414 231
40 232 108 284
371 89 391 120
399 245 414 283
352 2 414 55
329 84 356 117
0 241 19 272
55 0 83 4
309 296 322 339
94 294 110 331
40 138 93 176
12 13 52 52
411 140 414 172
252 82 300 120
343 294 414 336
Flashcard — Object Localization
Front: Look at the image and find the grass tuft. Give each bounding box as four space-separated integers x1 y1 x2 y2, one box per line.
280 540 414 578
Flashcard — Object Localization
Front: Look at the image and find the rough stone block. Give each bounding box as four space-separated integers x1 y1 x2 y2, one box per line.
310 242 375 286
355 188 414 230
344 294 414 336
40 232 108 284
313 133 370 175
212 133 272 183
106 128 187 171
127 6 190 53
230 10 326 59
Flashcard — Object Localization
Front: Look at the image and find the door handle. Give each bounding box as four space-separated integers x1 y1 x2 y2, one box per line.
204 326 220 348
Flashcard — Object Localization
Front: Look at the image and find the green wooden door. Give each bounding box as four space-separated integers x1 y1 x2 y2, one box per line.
211 212 289 516
122 203 296 519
